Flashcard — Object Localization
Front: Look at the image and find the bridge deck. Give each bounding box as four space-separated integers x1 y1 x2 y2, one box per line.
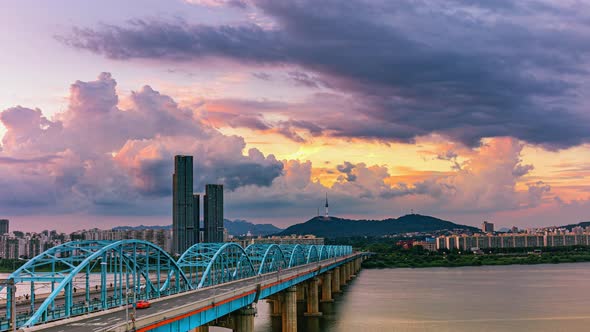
22 254 362 332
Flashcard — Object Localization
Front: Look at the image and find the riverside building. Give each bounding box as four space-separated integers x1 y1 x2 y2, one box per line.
249 235 325 246
436 233 590 251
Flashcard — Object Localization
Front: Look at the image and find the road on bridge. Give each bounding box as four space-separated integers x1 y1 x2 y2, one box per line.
26 259 338 332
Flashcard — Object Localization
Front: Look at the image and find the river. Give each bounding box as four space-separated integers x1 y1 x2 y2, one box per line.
5 263 590 331
252 263 590 332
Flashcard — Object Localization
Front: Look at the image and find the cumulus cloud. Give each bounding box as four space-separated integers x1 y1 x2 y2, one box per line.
0 73 283 215
336 161 356 182
436 138 548 212
60 0 590 148
513 164 535 177
527 181 551 207
225 137 551 226
0 95 555 228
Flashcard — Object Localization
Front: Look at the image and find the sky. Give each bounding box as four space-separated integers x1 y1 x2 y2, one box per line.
2 0 590 232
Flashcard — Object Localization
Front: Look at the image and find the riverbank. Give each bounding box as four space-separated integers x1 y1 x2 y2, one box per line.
362 250 590 268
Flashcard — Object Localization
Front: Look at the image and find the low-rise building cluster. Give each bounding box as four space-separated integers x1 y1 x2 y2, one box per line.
0 228 174 259
231 234 325 248
71 228 173 252
0 230 66 259
0 225 324 260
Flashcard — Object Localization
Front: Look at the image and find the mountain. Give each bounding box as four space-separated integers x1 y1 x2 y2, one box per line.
224 219 283 236
112 225 171 231
277 214 479 238
559 221 590 231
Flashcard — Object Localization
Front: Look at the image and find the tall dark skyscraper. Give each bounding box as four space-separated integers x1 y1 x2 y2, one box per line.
0 219 8 235
172 156 198 254
193 193 200 242
204 184 224 243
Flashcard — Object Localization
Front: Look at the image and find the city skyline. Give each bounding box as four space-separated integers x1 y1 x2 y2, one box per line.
1 0 590 232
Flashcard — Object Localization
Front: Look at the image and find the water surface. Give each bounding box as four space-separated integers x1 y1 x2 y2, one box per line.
253 263 590 332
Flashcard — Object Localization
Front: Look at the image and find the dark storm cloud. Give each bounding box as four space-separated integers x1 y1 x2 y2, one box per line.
209 161 284 190
61 0 590 148
134 155 284 195
59 20 285 62
287 71 325 89
274 120 323 142
336 161 357 182
212 111 271 131
251 72 272 81
512 164 535 178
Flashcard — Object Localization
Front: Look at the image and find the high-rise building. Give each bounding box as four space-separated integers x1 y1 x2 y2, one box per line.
204 184 224 243
193 194 200 244
172 155 198 254
482 221 494 233
0 219 8 235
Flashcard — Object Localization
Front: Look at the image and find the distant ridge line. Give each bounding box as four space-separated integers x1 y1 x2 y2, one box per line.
277 214 479 238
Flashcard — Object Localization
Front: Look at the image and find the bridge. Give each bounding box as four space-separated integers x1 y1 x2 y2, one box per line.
0 240 368 332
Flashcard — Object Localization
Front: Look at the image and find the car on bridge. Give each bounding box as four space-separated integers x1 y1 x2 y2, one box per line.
136 300 151 309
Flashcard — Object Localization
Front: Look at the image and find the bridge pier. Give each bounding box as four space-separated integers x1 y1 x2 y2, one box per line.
231 305 256 332
344 262 350 281
332 266 341 293
269 294 283 317
282 286 297 332
304 277 322 316
349 262 356 279
191 326 209 332
296 284 306 302
340 264 347 287
321 271 333 303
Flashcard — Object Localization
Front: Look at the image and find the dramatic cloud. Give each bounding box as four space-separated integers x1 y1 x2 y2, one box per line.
438 137 548 212
0 73 283 215
286 71 326 89
224 137 552 227
336 161 357 182
61 0 590 148
0 85 558 229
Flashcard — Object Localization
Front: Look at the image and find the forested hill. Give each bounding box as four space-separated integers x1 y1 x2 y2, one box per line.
277 214 479 238
559 221 590 231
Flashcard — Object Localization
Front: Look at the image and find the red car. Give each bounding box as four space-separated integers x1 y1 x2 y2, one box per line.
136 300 151 309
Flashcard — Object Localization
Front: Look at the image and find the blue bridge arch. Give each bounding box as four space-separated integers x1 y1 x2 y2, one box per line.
177 243 256 289
3 240 190 328
244 244 287 275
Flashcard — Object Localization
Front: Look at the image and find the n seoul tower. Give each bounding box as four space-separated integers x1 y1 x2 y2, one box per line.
325 193 329 218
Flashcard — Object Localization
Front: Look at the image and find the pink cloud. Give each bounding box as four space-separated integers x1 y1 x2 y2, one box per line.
0 73 283 219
